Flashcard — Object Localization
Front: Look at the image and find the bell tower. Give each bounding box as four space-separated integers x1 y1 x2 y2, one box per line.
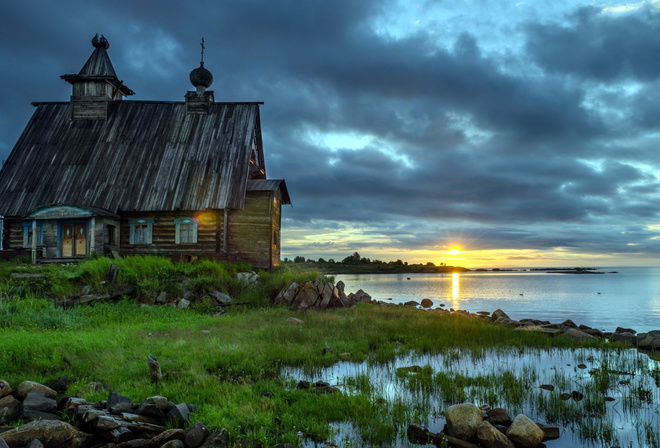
61 34 134 120
185 38 215 115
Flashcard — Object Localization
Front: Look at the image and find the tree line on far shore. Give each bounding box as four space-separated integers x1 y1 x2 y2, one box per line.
281 252 468 274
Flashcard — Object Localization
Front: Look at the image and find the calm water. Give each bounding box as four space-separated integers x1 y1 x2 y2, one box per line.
336 267 660 333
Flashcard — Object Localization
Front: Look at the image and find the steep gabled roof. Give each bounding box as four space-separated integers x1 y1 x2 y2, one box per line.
0 101 266 216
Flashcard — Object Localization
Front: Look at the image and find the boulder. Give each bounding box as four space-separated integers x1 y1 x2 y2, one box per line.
199 428 229 448
491 309 510 322
420 299 434 308
0 420 93 448
505 414 544 448
23 390 57 414
406 424 430 444
637 331 660 350
286 317 304 325
616 326 636 334
0 380 12 399
485 408 512 426
445 403 483 440
185 421 209 448
476 420 514 448
14 381 57 400
561 328 596 341
0 395 23 424
611 332 637 347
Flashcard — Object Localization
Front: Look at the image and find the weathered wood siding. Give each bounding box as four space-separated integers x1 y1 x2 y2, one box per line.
229 191 274 270
120 210 222 256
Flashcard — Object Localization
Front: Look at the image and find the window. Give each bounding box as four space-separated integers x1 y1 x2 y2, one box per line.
174 218 198 244
129 219 153 244
23 222 44 247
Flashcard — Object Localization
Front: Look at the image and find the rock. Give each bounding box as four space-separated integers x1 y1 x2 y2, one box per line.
22 409 63 422
485 408 512 426
151 428 185 445
286 317 304 325
178 298 191 309
210 290 233 305
23 390 58 414
185 421 209 448
107 392 133 410
406 423 430 444
290 281 319 310
491 309 510 322
536 423 561 441
14 381 57 400
445 403 484 440
26 439 45 448
199 428 229 448
273 282 299 307
616 326 636 334
611 332 636 346
0 380 11 399
476 420 514 448
135 402 165 418
156 291 169 304
166 403 190 427
420 299 434 308
561 319 578 328
506 414 544 448
161 440 185 448
637 331 660 349
233 441 262 448
144 395 170 410
237 272 259 284
493 317 522 327
0 420 93 448
404 300 420 307
0 395 23 424
539 384 554 391
0 437 8 448
561 328 596 341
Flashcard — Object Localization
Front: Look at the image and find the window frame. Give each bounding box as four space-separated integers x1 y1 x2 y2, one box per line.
174 218 199 244
129 218 154 245
22 222 44 247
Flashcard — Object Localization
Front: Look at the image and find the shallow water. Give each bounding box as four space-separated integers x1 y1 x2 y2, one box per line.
286 347 660 448
336 267 660 333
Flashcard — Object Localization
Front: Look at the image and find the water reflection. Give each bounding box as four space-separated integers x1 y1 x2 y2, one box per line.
451 272 460 309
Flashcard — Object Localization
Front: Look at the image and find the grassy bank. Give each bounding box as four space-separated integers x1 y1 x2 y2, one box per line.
0 256 656 446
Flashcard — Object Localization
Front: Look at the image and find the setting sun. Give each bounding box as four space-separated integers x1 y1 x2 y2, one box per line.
448 248 462 255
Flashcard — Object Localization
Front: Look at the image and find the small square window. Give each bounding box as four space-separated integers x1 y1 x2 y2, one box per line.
174 218 198 244
129 219 153 245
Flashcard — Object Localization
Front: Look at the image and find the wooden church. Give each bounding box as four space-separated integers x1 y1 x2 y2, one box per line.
0 35 291 270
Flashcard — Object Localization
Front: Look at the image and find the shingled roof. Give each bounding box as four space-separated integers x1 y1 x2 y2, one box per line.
0 100 290 217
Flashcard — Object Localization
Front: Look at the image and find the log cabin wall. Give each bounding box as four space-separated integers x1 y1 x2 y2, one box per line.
271 194 283 269
119 210 222 257
228 191 275 270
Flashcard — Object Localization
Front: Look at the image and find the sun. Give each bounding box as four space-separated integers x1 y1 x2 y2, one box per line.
448 248 462 255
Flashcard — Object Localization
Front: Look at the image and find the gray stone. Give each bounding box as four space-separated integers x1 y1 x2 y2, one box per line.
477 420 514 448
506 414 544 448
23 390 57 414
486 408 512 426
445 403 484 440
0 380 12 399
26 440 45 448
0 395 22 424
185 421 209 448
611 332 637 347
0 436 8 448
21 409 62 422
0 420 93 448
616 326 636 334
286 317 304 325
536 423 561 441
167 403 190 427
404 300 420 307
210 290 233 304
14 381 57 400
420 299 434 308
144 395 170 410
156 291 169 303
562 328 597 341
107 392 133 410
491 309 510 322
161 440 185 448
136 402 165 418
177 298 191 309
199 428 229 448
637 330 660 349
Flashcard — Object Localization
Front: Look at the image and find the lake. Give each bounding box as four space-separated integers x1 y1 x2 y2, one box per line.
336 266 660 333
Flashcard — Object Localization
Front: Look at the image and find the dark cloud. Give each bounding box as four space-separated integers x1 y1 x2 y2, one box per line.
1 0 660 264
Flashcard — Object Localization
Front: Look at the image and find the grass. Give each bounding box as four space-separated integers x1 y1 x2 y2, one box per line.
1 256 658 446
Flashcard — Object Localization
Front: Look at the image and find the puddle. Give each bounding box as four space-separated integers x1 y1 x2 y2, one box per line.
283 347 660 447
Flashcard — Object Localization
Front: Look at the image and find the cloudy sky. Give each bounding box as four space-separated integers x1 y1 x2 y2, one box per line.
2 0 660 267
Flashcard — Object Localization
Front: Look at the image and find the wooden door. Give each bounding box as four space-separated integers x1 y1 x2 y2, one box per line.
61 223 87 256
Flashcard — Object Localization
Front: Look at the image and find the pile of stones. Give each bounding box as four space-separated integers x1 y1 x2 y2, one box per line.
273 279 372 311
0 379 286 448
407 403 559 448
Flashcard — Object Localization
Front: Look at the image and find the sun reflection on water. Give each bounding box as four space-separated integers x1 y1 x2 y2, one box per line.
451 272 460 308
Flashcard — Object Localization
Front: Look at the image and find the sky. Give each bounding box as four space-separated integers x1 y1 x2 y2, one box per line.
1 0 660 268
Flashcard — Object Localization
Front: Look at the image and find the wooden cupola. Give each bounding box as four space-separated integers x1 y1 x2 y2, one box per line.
61 34 134 120
185 38 215 115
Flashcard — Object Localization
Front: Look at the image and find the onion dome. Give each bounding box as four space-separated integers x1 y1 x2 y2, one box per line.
189 62 213 89
92 34 110 50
